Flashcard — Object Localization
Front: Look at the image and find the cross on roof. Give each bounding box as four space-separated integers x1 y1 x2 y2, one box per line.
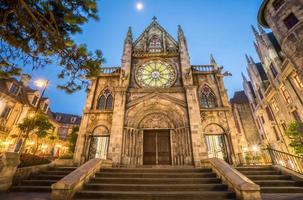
152 16 157 21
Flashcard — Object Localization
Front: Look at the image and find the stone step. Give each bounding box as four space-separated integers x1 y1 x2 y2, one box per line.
29 174 66 180
238 170 280 175
261 187 303 193
75 190 236 199
100 168 212 173
235 167 272 171
95 172 216 178
21 179 57 186
11 185 51 192
43 170 72 175
83 183 228 191
254 180 298 187
246 175 291 180
90 177 222 184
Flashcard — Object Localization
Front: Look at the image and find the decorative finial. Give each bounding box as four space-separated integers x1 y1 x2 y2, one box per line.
241 72 247 81
245 54 251 64
251 25 259 38
210 54 217 65
258 24 266 34
152 16 157 21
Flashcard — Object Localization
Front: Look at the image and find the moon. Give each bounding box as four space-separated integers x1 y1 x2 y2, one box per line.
136 2 144 11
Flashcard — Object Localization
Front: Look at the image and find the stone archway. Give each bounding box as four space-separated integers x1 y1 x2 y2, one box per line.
87 125 110 161
121 97 193 166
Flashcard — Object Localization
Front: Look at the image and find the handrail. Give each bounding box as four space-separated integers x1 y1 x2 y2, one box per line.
191 65 215 72
237 148 303 174
100 67 120 75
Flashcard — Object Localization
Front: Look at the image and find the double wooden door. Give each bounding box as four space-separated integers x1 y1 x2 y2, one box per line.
143 130 171 165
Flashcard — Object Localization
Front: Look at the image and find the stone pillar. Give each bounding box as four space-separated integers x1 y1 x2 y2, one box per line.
107 88 127 166
0 152 20 191
185 86 208 166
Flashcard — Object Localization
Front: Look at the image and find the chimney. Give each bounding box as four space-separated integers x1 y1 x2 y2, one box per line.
20 74 31 87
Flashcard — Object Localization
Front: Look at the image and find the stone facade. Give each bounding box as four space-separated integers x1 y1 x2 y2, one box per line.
258 0 303 76
231 91 261 151
243 19 303 153
74 19 240 167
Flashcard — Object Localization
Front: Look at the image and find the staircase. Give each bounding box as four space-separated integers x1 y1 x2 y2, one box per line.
74 168 236 200
11 166 77 192
236 166 303 194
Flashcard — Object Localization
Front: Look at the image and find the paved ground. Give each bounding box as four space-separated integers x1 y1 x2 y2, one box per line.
262 194 303 200
0 192 51 200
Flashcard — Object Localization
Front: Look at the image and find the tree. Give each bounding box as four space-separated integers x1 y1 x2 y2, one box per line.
68 126 79 153
0 0 103 93
17 113 53 153
286 121 303 155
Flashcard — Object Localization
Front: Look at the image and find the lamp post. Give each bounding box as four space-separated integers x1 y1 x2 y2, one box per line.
34 79 49 113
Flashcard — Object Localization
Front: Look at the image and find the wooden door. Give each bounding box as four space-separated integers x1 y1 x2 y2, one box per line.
157 131 171 165
143 132 157 165
143 130 171 165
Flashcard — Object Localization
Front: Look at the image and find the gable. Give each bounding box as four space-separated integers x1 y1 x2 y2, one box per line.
132 20 178 53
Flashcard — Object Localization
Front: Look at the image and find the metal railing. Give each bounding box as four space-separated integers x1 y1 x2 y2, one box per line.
191 65 215 72
237 148 303 174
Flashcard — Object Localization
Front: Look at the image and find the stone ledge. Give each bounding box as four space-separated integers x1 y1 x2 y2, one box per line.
51 159 112 200
207 158 261 200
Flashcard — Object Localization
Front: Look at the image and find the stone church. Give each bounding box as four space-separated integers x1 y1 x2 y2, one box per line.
73 18 243 167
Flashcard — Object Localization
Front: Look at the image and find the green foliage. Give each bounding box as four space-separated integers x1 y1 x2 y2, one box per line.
68 126 79 153
286 121 303 156
18 112 53 152
0 0 103 93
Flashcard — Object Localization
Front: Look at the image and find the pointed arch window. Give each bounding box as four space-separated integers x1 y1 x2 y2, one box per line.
149 35 162 53
200 85 218 108
97 89 113 110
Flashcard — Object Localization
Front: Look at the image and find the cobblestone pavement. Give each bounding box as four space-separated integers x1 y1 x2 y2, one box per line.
262 194 303 200
0 192 51 200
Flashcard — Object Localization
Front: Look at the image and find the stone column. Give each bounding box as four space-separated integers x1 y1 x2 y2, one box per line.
185 86 208 166
107 87 127 166
0 152 20 191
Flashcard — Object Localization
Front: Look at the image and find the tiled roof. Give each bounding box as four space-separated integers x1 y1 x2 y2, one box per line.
52 112 82 125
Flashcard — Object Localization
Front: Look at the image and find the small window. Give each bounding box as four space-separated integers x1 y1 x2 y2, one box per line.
273 126 280 141
280 85 292 103
261 116 265 124
32 96 39 105
271 99 279 112
43 103 48 112
0 106 12 119
258 88 263 99
270 64 278 78
70 117 77 123
56 115 62 121
272 0 285 11
294 74 303 89
9 83 19 95
97 89 114 110
149 35 162 53
292 110 301 122
265 107 274 121
284 13 299 30
200 85 217 108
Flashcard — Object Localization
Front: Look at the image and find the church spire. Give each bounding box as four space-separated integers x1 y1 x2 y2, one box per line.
210 54 217 65
258 24 266 35
251 25 259 38
125 26 132 43
245 54 251 64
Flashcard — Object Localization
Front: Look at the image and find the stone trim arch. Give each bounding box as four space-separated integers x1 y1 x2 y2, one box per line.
97 87 114 110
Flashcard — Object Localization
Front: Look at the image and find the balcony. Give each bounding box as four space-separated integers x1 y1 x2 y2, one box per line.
100 67 121 75
191 65 215 73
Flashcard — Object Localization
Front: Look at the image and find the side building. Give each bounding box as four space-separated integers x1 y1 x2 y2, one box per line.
0 75 81 156
243 22 303 153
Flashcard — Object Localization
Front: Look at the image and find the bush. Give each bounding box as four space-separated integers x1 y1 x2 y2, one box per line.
19 154 51 168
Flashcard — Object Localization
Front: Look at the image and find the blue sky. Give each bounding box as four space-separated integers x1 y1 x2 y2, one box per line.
25 0 264 115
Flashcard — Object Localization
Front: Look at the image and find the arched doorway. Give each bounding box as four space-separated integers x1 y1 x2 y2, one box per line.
87 125 110 160
204 124 229 162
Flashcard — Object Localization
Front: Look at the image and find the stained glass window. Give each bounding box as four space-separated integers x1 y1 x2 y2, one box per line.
136 61 176 88
149 35 162 52
97 89 113 110
200 85 217 108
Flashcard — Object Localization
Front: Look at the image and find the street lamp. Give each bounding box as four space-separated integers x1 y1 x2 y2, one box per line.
34 79 49 112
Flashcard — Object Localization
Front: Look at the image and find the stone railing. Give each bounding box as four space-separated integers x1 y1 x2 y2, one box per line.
191 65 215 72
100 67 121 75
51 159 112 200
0 152 20 191
207 158 261 200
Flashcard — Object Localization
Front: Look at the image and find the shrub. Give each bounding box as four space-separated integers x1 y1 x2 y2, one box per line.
19 154 51 168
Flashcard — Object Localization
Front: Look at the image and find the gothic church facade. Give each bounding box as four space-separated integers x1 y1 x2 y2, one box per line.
73 19 243 167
